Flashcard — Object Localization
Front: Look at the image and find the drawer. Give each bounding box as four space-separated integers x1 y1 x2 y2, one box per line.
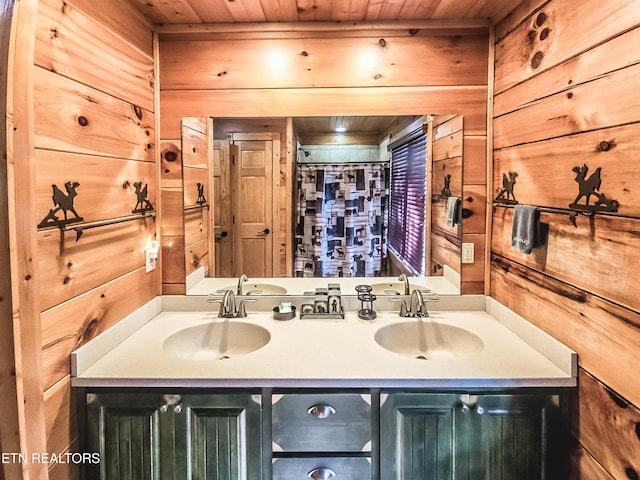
272 394 371 452
272 457 371 479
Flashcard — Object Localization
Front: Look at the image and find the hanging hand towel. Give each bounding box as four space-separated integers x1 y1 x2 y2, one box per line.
511 204 542 254
446 196 461 227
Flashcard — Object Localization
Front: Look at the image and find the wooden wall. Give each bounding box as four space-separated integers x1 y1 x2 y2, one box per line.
491 0 640 478
4 0 158 478
430 115 463 282
160 117 212 294
158 24 489 287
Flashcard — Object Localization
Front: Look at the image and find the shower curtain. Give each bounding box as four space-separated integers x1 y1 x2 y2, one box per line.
294 163 389 277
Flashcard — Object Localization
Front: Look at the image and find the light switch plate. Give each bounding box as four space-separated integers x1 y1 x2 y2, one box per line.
462 242 474 264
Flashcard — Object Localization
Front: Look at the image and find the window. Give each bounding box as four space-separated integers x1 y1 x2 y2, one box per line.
388 129 427 275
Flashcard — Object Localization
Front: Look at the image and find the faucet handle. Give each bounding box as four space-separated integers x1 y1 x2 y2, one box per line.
388 298 408 317
207 297 225 316
237 298 256 318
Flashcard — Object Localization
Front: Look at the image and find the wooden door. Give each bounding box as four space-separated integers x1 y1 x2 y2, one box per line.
231 135 277 277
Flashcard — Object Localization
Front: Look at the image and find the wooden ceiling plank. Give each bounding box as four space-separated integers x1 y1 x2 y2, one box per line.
261 0 299 22
188 0 236 23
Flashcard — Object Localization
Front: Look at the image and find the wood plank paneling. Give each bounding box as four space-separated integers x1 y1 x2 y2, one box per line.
160 35 489 90
34 67 155 161
41 268 156 390
569 369 640 480
35 0 154 111
160 86 488 139
36 151 157 223
186 238 209 276
494 0 640 94
460 233 484 294
494 123 639 216
44 376 78 456
495 25 640 117
492 3 640 478
568 445 615 480
493 208 640 312
6 1 50 476
38 219 157 311
494 63 640 149
133 0 523 24
490 258 640 410
65 0 153 55
461 184 486 234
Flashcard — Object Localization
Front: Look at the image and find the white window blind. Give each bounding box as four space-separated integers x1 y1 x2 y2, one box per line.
388 130 427 275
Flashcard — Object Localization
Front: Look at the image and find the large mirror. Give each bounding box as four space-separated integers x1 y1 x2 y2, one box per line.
182 114 464 296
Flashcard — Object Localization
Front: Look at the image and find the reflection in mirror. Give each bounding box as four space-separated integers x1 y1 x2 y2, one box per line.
184 115 464 296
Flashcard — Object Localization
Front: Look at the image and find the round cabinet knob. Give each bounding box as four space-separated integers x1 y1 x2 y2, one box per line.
476 406 485 415
259 228 270 235
307 404 336 419
159 404 169 413
460 403 471 414
308 467 336 479
174 404 182 414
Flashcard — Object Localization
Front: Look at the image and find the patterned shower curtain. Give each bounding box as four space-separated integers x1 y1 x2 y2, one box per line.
294 163 389 277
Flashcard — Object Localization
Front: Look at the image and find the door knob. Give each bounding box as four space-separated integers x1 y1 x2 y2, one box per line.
259 228 270 235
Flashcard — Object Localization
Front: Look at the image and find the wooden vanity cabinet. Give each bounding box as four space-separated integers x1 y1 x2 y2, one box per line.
86 392 262 480
84 389 562 479
380 393 561 480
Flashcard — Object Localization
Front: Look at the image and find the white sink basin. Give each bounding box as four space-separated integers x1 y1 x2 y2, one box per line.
219 284 287 295
163 321 270 360
374 320 484 360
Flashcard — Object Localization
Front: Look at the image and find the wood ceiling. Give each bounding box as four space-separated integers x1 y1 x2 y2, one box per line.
129 0 523 25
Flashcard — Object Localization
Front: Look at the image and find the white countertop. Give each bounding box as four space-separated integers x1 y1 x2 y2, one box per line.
71 296 576 389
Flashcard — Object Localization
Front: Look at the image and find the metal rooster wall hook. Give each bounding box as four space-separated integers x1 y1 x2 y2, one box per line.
38 181 84 228
568 164 618 213
495 171 518 204
441 174 451 197
132 182 155 214
196 182 208 206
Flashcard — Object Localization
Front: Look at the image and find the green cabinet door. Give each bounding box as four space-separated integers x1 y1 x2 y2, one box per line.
380 393 557 480
86 392 262 480
183 394 262 480
460 394 557 480
380 393 458 479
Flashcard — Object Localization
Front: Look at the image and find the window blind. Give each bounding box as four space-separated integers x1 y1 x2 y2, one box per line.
388 130 427 275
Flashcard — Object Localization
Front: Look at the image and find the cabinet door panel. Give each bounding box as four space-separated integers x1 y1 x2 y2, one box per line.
473 395 550 480
86 393 163 480
184 394 262 480
380 394 457 479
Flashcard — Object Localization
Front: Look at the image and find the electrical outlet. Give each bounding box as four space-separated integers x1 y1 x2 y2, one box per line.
462 242 474 264
145 241 159 273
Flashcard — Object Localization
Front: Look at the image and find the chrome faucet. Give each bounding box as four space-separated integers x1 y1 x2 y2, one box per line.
390 288 438 317
208 289 255 318
237 273 248 295
409 288 426 317
398 273 410 295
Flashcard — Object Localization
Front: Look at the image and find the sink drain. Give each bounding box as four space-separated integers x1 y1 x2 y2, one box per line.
218 355 230 360
415 355 428 360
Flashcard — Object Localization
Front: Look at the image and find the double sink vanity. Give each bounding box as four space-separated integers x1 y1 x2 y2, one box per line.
72 276 576 479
